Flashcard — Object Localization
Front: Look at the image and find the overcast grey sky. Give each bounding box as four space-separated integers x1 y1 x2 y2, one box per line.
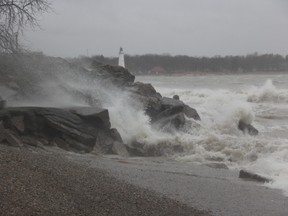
24 0 288 58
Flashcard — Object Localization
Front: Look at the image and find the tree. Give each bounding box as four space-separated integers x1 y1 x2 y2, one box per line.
0 0 51 53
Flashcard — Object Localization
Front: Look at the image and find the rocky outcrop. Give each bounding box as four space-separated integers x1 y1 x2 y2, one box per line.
0 55 259 157
239 170 271 183
90 64 202 134
0 107 128 155
238 120 259 136
138 95 200 132
127 82 162 118
126 81 200 132
96 65 259 156
92 63 135 87
157 97 200 120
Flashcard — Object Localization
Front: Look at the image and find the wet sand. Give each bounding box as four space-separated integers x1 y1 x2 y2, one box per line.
0 145 208 216
68 153 288 216
1 145 288 216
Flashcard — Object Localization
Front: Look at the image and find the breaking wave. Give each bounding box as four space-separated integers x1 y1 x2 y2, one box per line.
136 76 288 196
247 79 288 103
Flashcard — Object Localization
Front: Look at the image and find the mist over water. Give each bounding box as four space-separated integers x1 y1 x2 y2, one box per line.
137 74 288 196
3 58 175 151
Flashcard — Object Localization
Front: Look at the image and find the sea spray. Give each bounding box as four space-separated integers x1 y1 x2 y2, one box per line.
138 75 288 196
17 70 287 196
5 57 288 196
247 79 288 103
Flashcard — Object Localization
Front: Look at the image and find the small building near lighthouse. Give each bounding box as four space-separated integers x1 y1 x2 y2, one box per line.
118 47 125 68
148 66 166 75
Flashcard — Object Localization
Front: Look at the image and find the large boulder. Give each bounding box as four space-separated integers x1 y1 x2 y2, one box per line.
147 97 200 131
159 97 200 120
69 107 111 129
0 107 127 154
128 82 161 98
125 81 201 132
239 170 271 183
93 128 126 155
238 120 259 136
153 113 186 132
127 82 163 118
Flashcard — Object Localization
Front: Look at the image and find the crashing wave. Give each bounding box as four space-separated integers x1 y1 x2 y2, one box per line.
247 79 288 103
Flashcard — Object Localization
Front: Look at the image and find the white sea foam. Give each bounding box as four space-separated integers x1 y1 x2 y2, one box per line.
247 79 288 103
75 75 288 196
137 75 288 196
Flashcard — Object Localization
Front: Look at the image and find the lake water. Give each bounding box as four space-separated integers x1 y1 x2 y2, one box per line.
135 73 288 196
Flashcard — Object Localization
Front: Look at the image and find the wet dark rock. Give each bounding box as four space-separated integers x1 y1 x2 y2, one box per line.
173 95 180 100
87 124 124 153
0 107 126 154
161 97 184 109
239 170 271 183
146 97 200 131
10 115 25 133
127 82 163 119
112 141 130 157
159 97 201 121
69 107 111 129
128 82 161 98
124 81 200 131
126 141 147 156
21 136 45 147
183 104 201 120
94 129 123 154
136 95 162 119
153 113 186 132
0 126 23 147
125 86 201 135
92 64 135 87
109 128 123 143
152 105 184 123
0 96 5 109
238 120 259 136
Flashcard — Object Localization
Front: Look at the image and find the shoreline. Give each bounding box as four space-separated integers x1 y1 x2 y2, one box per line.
1 145 288 216
136 71 288 77
67 152 288 216
0 145 209 216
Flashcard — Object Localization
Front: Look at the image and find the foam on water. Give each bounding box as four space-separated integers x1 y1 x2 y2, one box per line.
85 75 288 196
136 75 288 196
247 79 288 103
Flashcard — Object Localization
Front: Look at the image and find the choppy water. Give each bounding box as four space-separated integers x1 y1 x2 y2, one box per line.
136 73 288 196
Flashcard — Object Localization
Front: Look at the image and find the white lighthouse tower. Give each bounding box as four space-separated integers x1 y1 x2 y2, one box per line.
118 47 125 68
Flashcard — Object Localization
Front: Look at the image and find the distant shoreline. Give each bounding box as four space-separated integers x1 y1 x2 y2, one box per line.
135 71 288 77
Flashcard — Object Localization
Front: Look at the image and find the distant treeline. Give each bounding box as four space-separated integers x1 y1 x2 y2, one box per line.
78 53 288 75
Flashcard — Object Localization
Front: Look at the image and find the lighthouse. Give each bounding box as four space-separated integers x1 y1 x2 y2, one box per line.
118 47 125 68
